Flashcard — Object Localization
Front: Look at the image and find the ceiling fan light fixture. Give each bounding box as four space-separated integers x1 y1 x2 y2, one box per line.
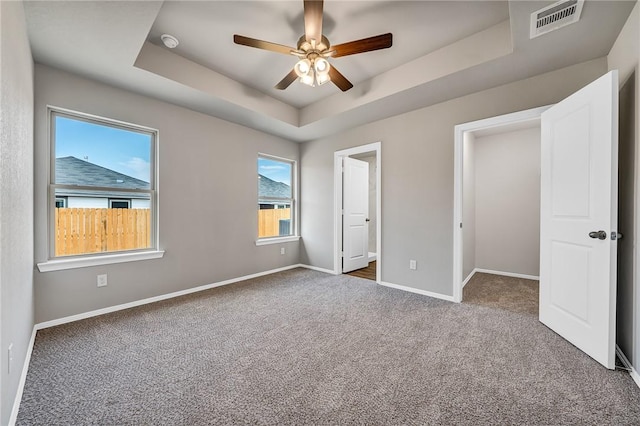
294 58 312 78
300 72 315 87
316 72 331 86
314 57 330 75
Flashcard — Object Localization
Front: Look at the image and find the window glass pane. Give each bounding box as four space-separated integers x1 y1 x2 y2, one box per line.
257 203 292 238
258 156 293 238
54 115 152 188
110 200 131 209
53 189 151 257
51 112 154 257
258 157 291 199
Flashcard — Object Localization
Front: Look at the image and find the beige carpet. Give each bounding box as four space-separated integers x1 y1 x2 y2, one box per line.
17 268 640 425
463 272 539 315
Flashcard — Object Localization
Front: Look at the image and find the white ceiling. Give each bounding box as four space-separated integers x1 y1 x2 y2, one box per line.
24 1 635 142
148 1 510 107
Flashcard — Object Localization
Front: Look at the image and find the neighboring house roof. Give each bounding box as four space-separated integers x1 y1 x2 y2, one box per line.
55 156 150 199
259 174 290 199
56 156 149 189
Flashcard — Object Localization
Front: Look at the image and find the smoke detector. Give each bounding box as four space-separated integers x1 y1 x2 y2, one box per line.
530 0 584 39
161 34 179 49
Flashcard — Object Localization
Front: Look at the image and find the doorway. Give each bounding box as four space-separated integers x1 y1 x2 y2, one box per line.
334 142 381 282
453 107 549 303
453 70 622 371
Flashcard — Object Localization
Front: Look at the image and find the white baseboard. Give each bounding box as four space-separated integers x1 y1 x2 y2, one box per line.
616 345 640 390
368 252 377 262
462 270 477 288
36 264 302 330
378 280 455 302
298 264 337 275
12 264 308 424
9 327 37 426
474 268 539 281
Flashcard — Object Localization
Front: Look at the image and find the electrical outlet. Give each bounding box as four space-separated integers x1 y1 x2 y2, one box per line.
8 343 13 375
409 260 417 270
97 274 108 287
280 247 285 255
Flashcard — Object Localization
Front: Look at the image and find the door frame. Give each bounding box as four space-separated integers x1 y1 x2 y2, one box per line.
334 142 381 281
452 106 550 303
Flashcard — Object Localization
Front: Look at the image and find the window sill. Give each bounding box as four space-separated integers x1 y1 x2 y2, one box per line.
36 250 165 272
255 236 300 246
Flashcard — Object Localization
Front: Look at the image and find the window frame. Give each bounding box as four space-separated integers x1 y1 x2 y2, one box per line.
46 107 160 263
256 153 299 245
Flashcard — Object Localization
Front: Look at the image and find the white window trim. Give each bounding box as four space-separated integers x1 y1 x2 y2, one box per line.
257 153 298 242
255 236 300 246
37 250 165 272
46 107 160 268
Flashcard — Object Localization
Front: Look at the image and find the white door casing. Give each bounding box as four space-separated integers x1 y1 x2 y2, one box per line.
539 70 619 369
342 157 369 273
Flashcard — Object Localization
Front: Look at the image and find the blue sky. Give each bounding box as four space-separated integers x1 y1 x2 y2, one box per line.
258 157 291 186
55 116 152 182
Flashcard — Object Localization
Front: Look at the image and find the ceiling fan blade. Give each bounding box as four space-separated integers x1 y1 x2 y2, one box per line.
328 66 353 92
233 34 295 55
275 69 299 90
331 33 393 58
303 0 323 43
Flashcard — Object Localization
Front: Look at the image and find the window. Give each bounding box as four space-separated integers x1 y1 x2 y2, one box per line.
109 199 131 209
258 155 295 239
55 197 67 208
50 109 157 258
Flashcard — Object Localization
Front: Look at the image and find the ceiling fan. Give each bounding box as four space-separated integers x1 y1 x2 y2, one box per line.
233 0 392 92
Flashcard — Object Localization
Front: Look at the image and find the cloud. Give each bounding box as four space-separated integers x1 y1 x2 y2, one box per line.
120 157 150 182
260 165 287 170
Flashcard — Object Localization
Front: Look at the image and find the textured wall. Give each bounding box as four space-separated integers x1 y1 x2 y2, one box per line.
0 1 34 423
358 155 377 254
462 132 476 280
474 127 541 277
300 58 607 297
607 1 640 375
34 65 300 323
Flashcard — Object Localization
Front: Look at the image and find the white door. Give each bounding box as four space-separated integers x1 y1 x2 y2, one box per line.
343 157 369 272
540 70 618 369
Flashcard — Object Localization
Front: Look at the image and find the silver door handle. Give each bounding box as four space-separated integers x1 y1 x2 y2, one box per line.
589 230 607 240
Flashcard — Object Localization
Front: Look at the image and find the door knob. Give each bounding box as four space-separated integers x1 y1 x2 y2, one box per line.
365 218 370 222
589 230 607 240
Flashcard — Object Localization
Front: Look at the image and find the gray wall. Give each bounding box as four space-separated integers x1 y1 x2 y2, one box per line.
474 127 541 277
300 58 607 297
0 1 34 423
616 73 635 369
34 65 300 323
462 132 476 280
607 1 640 375
361 155 377 254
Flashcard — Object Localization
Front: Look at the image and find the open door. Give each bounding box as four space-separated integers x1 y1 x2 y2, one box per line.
342 157 369 273
540 70 619 369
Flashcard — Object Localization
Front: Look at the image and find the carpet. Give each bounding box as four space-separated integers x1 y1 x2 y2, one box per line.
16 269 640 425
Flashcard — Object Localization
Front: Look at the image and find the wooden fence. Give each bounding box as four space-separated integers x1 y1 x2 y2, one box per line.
258 208 291 238
56 207 287 255
55 208 151 256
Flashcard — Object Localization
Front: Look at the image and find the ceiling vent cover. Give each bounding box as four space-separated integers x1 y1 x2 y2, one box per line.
530 0 584 39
